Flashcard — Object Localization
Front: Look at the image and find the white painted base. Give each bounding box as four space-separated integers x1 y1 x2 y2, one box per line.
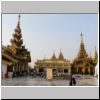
2 64 7 79
46 68 53 80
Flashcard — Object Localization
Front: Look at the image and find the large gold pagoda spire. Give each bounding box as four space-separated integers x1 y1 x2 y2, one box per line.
10 14 31 61
11 14 23 50
2 14 31 75
77 33 88 59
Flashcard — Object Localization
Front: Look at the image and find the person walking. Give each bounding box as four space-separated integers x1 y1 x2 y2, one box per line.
69 74 73 86
72 74 76 86
69 74 76 86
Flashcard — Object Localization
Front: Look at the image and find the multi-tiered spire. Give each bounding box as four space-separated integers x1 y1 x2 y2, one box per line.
51 51 57 61
77 33 88 59
58 49 64 60
72 33 97 75
10 14 31 62
11 14 23 52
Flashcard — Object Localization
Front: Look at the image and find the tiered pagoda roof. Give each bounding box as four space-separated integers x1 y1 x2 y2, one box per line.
58 50 65 61
77 33 88 60
72 33 97 67
51 51 57 61
2 15 31 65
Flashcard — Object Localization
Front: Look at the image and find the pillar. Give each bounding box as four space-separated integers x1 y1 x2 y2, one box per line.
88 67 90 75
82 68 85 74
77 67 78 73
19 66 20 72
68 67 71 75
56 68 58 76
63 69 64 74
23 64 24 72
46 68 53 80
13 66 15 72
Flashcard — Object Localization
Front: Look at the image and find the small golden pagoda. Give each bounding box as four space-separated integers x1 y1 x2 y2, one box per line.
72 33 97 75
34 50 71 78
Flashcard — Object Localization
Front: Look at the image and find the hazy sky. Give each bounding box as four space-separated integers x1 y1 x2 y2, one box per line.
2 14 98 67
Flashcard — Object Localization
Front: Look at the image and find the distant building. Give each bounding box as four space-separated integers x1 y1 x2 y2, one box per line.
72 33 98 75
2 15 31 78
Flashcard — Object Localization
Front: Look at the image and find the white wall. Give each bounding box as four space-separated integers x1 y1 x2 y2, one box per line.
95 64 99 76
1 64 7 79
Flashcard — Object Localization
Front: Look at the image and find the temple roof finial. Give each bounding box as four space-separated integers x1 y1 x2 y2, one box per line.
51 50 57 60
17 14 21 26
81 32 83 43
95 46 97 52
58 48 64 60
90 52 92 58
95 46 98 57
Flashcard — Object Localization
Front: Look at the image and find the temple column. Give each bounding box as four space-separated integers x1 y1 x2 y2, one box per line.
63 69 64 74
17 65 18 72
19 66 21 72
23 64 24 72
77 67 78 73
56 68 58 76
15 65 17 72
46 68 53 80
20 66 22 72
19 65 20 72
14 66 15 72
16 66 17 72
18 66 19 72
68 66 71 74
88 67 90 75
36 68 39 74
13 66 15 72
18 65 20 72
82 68 85 74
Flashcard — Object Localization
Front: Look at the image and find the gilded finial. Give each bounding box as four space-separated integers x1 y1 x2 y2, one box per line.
81 32 83 37
81 32 83 43
90 52 92 58
95 46 96 52
95 46 97 54
17 14 21 26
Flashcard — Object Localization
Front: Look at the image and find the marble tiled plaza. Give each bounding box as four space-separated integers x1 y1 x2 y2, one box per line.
1 76 98 86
